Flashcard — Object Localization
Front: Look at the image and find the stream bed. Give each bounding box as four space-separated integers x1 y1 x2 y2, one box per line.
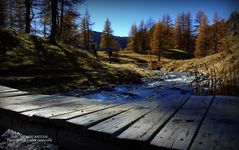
75 71 195 101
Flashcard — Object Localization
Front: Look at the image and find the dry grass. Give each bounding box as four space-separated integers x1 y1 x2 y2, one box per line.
160 35 239 96
0 30 144 94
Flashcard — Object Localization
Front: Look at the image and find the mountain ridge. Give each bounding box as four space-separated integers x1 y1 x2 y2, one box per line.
92 31 128 49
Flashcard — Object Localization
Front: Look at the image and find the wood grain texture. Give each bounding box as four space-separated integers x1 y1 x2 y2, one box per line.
0 95 54 106
0 96 91 112
150 96 213 150
67 104 133 127
0 91 29 98
89 102 158 135
190 96 239 150
0 85 238 150
118 96 190 141
0 85 18 93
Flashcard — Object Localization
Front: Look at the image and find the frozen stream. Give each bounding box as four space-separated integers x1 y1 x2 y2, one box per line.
81 71 195 101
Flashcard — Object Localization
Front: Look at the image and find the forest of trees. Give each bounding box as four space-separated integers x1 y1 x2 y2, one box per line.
0 1 238 59
0 0 121 51
0 0 82 42
127 10 239 59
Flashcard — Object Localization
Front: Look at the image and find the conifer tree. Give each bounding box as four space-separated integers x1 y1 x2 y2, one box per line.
58 0 81 41
137 20 149 53
61 10 78 44
151 21 168 61
162 14 173 48
127 24 138 52
173 12 193 51
40 0 51 37
16 0 25 32
24 0 33 34
217 20 228 52
195 10 206 32
100 18 113 50
174 14 182 49
210 13 221 53
227 11 239 36
49 0 58 42
79 10 93 50
0 0 6 29
195 15 208 57
184 12 193 51
146 18 155 52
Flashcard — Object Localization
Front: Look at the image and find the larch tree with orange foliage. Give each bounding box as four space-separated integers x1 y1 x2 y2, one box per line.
195 15 208 57
150 21 168 61
127 24 138 52
100 18 113 50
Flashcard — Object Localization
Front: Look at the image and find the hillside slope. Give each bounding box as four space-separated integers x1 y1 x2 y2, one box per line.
0 29 141 94
161 36 239 72
160 35 239 95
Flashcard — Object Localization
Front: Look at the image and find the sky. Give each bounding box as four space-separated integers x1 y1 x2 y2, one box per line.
79 0 239 37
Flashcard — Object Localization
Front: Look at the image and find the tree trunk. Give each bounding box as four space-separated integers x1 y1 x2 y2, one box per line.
157 50 161 61
43 24 46 37
86 23 90 50
25 0 31 33
10 0 13 29
0 1 5 29
49 0 58 42
58 0 64 41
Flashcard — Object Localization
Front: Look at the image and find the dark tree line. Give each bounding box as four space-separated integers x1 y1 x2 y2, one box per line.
0 0 81 43
0 0 121 50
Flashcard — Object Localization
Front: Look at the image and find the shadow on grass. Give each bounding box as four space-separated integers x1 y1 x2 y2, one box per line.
0 29 20 57
161 49 194 60
31 36 47 64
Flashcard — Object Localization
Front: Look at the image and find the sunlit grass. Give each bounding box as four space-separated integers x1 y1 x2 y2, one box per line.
0 30 144 94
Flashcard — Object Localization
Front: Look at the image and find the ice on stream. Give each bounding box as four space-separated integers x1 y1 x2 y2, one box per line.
82 71 195 101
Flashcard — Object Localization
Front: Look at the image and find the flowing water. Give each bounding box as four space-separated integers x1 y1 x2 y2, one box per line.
81 71 195 101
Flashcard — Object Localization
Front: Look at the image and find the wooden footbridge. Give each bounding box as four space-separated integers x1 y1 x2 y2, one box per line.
0 85 239 150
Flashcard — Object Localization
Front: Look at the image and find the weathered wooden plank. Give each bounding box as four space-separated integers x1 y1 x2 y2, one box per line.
1 96 93 112
50 103 119 122
0 91 29 98
118 96 190 141
0 85 18 93
51 100 152 121
150 96 213 150
22 101 115 118
0 94 54 106
0 95 99 107
0 108 132 150
190 96 239 150
89 101 158 135
0 89 18 93
67 104 133 127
